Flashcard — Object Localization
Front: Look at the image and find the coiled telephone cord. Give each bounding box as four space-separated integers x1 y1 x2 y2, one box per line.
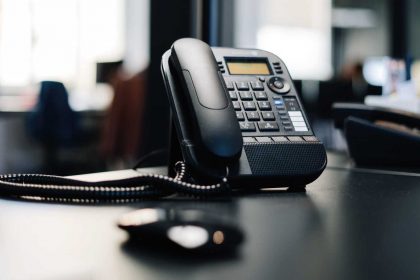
0 162 230 203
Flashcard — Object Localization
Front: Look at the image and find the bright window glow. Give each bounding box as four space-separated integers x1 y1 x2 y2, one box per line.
0 0 124 91
235 0 332 80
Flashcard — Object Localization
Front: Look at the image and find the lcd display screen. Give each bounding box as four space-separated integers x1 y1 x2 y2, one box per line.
226 59 271 75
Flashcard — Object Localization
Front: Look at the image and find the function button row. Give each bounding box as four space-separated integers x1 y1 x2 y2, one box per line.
243 136 319 143
229 91 268 101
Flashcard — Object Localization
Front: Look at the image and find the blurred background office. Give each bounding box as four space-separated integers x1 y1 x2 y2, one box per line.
0 0 418 175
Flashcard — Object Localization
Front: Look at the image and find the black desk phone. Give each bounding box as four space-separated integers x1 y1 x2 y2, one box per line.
0 38 326 201
161 38 327 189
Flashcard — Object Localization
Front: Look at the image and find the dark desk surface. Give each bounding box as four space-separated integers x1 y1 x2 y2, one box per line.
1 152 420 280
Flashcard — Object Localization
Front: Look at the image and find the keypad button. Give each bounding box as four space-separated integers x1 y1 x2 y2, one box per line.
284 126 293 131
280 115 289 121
254 91 268 100
229 91 238 100
288 136 303 142
236 81 249 91
258 101 271 110
236 112 245 120
261 111 275 120
257 122 279 131
274 80 284 89
239 122 256 132
282 121 291 125
303 136 318 142
256 137 272 143
250 81 264 90
232 101 241 110
225 81 234 90
259 77 266 82
243 137 257 143
239 91 253 100
272 136 288 142
246 111 260 121
243 101 257 111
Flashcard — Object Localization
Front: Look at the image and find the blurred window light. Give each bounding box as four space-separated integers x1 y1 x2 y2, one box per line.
332 8 376 29
363 57 389 86
0 0 124 91
234 0 332 80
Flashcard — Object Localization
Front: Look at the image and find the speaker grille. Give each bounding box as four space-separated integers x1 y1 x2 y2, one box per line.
244 142 326 176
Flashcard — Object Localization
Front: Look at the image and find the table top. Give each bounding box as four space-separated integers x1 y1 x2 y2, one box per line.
1 152 420 280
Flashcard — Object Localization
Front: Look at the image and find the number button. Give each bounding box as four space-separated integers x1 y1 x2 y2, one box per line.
232 101 241 111
246 111 260 121
229 91 238 100
243 101 257 111
225 81 234 90
236 81 249 91
250 81 264 90
258 101 271 111
261 111 275 120
239 122 256 132
236 112 245 120
239 91 253 100
254 91 268 100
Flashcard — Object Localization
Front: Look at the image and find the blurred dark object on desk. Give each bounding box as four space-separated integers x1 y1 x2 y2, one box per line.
333 103 420 171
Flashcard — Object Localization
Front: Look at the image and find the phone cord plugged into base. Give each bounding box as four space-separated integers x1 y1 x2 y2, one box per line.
0 162 230 202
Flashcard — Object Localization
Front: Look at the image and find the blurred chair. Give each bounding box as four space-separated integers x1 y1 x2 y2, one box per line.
26 81 80 173
100 70 148 168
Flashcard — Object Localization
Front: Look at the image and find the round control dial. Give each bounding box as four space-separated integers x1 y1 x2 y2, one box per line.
267 77 290 94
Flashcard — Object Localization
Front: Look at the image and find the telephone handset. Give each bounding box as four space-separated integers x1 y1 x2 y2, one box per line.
169 38 243 164
0 38 326 202
162 38 327 189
